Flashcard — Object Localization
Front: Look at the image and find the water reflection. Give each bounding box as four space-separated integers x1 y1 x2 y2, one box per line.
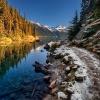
0 43 36 78
0 36 59 99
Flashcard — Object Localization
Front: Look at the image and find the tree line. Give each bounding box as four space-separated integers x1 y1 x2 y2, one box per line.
68 0 100 41
0 0 35 39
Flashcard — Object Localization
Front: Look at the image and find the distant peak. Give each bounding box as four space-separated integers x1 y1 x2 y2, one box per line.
30 20 67 32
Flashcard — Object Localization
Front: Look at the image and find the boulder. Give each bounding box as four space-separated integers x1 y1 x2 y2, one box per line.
44 44 50 50
96 50 100 54
51 87 58 95
60 82 68 88
49 80 56 89
46 59 50 64
63 56 73 65
75 74 86 82
43 76 51 83
62 56 70 65
33 61 51 75
57 92 67 100
64 88 74 94
72 65 79 71
65 67 71 73
55 53 64 59
43 94 52 100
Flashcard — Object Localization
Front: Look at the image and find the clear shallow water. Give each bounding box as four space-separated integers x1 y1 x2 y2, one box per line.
0 37 57 97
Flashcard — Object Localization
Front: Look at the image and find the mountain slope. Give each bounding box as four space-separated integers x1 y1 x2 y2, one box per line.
70 0 100 55
33 22 69 39
0 0 35 39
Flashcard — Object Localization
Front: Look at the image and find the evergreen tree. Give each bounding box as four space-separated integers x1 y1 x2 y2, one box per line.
68 11 81 41
80 0 95 23
80 0 87 23
94 0 100 19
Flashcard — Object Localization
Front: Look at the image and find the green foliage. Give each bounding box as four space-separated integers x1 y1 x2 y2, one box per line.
94 0 100 19
68 11 81 41
83 28 96 38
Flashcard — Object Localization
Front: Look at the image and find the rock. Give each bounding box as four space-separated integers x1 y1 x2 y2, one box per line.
96 50 100 54
34 62 51 75
42 69 51 75
50 42 60 52
65 53 70 56
63 56 73 64
67 73 72 77
44 64 51 69
57 92 67 100
61 82 68 85
55 54 64 59
43 94 52 100
75 74 86 82
72 65 79 71
40 49 44 52
51 87 58 95
71 93 82 100
46 59 50 64
43 76 51 83
60 82 68 88
62 56 70 65
65 67 71 73
49 80 56 89
44 44 50 50
68 56 73 61
64 88 74 94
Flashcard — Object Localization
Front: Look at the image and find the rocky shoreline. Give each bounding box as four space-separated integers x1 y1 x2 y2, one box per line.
42 40 100 100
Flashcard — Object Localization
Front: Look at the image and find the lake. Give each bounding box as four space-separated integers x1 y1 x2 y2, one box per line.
0 36 58 99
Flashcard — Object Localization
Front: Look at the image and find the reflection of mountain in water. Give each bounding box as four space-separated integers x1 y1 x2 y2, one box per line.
0 43 34 77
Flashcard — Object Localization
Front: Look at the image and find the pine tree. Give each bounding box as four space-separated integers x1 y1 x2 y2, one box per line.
80 0 87 23
80 0 95 23
94 0 100 19
68 11 81 41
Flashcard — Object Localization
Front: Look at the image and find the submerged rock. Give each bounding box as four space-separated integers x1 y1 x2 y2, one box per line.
33 61 51 75
44 44 50 50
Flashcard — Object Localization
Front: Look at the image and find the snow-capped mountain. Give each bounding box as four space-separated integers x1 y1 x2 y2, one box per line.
51 25 67 32
43 25 53 32
31 21 68 32
44 25 68 32
56 25 66 31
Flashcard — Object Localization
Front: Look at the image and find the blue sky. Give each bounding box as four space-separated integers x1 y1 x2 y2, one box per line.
8 0 81 27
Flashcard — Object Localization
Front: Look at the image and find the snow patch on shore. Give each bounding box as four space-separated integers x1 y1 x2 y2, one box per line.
54 45 92 100
73 47 100 69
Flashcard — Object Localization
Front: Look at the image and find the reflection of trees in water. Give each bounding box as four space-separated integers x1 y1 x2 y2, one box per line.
0 43 34 77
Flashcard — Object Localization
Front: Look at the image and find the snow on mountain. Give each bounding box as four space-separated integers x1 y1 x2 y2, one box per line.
51 25 68 32
55 25 67 32
30 21 67 32
43 25 53 31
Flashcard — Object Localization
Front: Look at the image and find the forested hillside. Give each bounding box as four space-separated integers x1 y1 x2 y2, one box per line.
0 0 36 45
68 0 100 55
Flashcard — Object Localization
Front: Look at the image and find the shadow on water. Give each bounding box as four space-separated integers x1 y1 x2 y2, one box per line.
0 36 58 100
